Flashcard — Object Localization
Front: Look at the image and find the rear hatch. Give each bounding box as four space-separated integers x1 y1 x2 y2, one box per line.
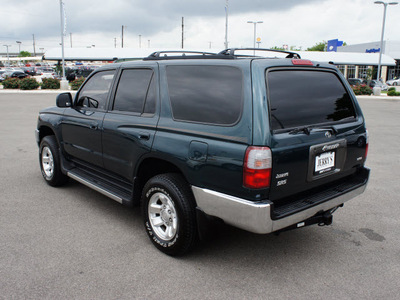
263 66 368 217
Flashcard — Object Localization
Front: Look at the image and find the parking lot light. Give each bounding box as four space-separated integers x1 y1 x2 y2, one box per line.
247 21 263 55
374 1 398 81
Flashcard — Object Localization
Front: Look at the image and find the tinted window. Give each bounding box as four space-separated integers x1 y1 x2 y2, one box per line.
77 70 115 110
167 66 242 125
267 70 356 131
113 69 155 114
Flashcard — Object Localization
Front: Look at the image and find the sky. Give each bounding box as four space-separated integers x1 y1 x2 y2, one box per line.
1 0 399 53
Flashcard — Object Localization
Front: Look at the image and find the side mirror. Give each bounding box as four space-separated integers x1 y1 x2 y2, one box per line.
56 92 72 108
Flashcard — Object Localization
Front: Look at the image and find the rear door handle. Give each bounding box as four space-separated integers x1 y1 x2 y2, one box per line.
89 124 98 130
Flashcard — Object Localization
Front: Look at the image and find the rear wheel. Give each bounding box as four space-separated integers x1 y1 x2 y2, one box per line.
141 173 198 256
39 135 68 186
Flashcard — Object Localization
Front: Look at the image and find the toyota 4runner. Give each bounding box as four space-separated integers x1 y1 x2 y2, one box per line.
36 49 370 256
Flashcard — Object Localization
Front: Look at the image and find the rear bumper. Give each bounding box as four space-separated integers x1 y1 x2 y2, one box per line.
192 167 370 234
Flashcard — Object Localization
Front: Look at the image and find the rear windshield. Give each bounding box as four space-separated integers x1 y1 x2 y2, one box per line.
267 69 356 131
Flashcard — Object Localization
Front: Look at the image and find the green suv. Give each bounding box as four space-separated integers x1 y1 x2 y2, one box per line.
36 49 370 255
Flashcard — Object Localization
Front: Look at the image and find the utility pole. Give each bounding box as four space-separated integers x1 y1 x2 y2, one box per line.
121 25 125 48
70 33 72 48
225 0 229 49
32 34 36 56
181 17 184 49
114 37 117 48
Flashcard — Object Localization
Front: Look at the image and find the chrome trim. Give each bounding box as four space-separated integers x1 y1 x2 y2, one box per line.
67 172 123 204
192 184 367 234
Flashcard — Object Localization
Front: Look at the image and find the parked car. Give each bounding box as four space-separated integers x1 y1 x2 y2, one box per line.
386 77 400 86
22 67 37 76
347 78 363 86
41 72 55 79
36 48 370 256
0 70 28 82
368 80 388 91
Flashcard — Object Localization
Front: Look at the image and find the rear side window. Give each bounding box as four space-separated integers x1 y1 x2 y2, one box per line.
113 69 155 115
166 65 242 125
267 70 356 131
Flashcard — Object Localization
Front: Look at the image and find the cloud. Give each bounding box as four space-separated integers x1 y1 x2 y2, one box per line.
1 0 399 52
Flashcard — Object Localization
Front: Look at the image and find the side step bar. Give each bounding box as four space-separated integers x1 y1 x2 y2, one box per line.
67 172 124 204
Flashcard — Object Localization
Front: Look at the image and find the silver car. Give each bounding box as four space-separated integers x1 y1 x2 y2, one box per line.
386 78 400 86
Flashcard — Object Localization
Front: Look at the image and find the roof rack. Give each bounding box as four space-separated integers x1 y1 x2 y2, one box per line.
218 48 301 59
142 48 301 61
143 51 230 60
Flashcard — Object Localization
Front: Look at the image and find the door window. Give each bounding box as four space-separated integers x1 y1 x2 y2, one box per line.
76 70 115 110
113 69 156 115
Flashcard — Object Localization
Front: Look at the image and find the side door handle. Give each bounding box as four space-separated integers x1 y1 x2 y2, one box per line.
138 132 150 140
89 124 98 130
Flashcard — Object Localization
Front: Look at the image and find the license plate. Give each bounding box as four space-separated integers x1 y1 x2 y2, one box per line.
315 151 335 173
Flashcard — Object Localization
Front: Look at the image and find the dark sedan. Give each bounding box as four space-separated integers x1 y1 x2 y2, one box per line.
0 71 28 82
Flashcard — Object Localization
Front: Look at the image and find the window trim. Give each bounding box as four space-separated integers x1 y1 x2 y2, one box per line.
265 67 358 134
166 64 244 127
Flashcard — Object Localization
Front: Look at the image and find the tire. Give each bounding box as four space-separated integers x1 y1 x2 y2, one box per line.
394 82 398 86
141 173 198 256
39 135 68 187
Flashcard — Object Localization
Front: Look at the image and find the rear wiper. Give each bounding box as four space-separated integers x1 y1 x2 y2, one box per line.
289 125 338 135
289 126 311 135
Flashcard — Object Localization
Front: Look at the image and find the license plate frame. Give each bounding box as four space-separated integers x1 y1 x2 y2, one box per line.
314 151 335 174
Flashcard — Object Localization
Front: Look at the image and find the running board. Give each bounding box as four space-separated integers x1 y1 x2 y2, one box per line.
67 171 124 204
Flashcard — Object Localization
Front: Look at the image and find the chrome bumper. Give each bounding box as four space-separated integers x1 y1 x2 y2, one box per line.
192 183 367 234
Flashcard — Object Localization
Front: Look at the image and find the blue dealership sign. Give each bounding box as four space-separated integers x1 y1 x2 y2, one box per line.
327 39 344 52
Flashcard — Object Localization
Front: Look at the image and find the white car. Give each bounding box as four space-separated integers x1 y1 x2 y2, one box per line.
41 71 55 79
386 78 400 86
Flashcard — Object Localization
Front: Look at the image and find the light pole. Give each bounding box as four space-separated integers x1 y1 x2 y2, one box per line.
3 45 11 66
247 21 263 55
225 0 229 49
59 0 68 89
16 41 21 54
374 1 398 81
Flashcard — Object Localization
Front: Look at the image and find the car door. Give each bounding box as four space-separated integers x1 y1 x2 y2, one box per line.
60 69 116 168
102 65 159 180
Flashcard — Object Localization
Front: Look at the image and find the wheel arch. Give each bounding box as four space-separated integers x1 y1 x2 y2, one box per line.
38 125 56 143
133 157 193 204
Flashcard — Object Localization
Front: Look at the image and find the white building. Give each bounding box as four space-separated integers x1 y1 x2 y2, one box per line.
337 41 400 80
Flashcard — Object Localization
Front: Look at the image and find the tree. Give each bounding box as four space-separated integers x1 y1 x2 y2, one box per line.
18 51 31 57
307 41 327 52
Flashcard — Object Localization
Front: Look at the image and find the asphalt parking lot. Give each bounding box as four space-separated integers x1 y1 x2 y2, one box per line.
0 92 399 299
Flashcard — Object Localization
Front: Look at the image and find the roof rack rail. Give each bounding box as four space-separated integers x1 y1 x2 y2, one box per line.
143 51 231 60
218 48 301 59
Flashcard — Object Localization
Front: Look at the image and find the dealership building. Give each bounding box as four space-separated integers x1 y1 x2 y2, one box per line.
336 40 400 81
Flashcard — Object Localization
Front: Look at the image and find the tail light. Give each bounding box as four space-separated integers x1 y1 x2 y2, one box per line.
243 146 272 189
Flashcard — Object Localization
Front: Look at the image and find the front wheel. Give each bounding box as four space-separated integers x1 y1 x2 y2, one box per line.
141 173 198 256
39 135 68 186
